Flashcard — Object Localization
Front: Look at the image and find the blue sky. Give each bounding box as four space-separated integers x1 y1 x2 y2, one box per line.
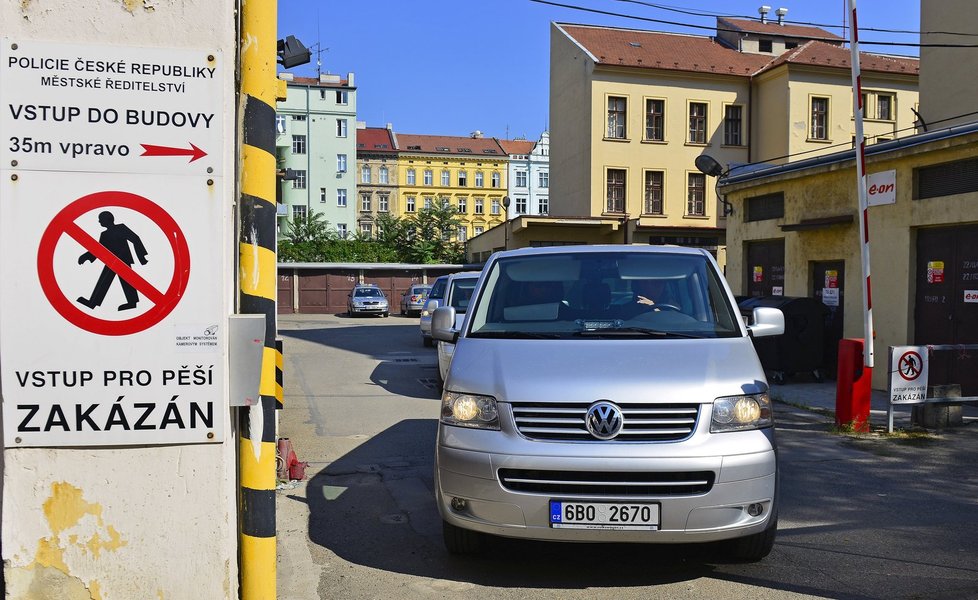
277 0 920 140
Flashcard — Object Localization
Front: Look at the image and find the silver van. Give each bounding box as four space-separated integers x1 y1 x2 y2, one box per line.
431 246 785 560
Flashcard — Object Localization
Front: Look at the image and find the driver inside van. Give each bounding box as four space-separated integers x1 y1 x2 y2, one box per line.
632 278 676 310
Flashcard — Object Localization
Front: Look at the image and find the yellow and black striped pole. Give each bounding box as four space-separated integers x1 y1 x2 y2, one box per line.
238 0 282 597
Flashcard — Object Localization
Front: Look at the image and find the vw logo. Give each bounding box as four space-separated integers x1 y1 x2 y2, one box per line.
585 401 624 440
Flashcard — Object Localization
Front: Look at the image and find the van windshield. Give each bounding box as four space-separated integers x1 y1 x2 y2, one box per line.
467 251 740 339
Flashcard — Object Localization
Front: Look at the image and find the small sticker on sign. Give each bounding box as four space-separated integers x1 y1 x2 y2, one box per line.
927 261 945 283
753 266 763 283
175 324 221 352
822 288 840 307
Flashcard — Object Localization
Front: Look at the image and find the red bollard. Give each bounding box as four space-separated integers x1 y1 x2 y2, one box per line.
835 338 872 432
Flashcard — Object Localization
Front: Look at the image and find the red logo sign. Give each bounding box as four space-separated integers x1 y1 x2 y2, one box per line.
898 351 923 381
37 191 190 336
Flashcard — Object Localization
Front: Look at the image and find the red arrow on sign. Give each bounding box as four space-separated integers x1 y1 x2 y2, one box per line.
140 143 207 163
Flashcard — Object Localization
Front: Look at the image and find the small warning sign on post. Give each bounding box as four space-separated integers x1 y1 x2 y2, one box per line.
889 346 928 404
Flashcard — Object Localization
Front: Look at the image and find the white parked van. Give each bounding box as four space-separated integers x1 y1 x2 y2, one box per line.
431 245 785 560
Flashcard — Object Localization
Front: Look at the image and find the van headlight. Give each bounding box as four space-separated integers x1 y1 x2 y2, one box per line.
441 391 499 430
711 393 772 432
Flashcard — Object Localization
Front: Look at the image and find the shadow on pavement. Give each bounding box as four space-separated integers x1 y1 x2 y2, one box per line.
300 418 887 598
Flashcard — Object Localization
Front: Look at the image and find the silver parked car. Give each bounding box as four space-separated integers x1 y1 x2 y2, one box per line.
419 275 449 347
346 284 389 317
434 272 481 384
400 284 432 317
431 246 785 559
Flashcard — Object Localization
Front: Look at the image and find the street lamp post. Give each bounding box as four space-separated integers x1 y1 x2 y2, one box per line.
502 195 511 250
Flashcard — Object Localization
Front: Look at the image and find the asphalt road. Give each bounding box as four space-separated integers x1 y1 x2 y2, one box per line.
276 313 978 600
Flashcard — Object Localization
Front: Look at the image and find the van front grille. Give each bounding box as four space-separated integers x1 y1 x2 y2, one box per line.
498 469 715 496
510 402 699 442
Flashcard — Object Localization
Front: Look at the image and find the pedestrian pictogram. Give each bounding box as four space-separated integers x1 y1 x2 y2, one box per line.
898 350 923 381
76 211 149 311
37 190 190 336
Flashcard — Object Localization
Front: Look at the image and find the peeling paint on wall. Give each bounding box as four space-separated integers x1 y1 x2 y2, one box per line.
7 483 128 600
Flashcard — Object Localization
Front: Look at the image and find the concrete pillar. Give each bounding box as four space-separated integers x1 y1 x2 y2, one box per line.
912 384 964 429
1 1 239 598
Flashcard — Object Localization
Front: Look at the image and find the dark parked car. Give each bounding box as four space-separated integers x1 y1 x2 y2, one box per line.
400 284 432 316
347 284 389 317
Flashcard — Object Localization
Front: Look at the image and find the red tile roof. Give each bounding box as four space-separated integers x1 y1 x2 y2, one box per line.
759 40 919 75
499 139 536 155
559 24 771 77
558 24 918 78
396 134 506 157
356 127 397 154
718 17 843 41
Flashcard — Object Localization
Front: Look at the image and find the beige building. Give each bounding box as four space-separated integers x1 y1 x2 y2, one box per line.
919 0 978 129
395 134 509 241
467 19 919 262
355 125 398 238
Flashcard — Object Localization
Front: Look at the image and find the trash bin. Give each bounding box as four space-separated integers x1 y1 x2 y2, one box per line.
739 296 828 384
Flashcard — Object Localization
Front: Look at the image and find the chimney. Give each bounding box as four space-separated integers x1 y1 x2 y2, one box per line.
470 130 483 138
775 7 788 25
386 122 393 130
758 5 771 24
347 72 355 87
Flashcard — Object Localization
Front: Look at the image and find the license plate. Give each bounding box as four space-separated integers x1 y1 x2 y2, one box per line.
549 500 660 530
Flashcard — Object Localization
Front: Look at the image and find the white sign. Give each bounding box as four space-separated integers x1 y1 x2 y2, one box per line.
1 40 222 176
771 286 783 296
0 40 225 447
965 290 978 304
822 288 840 307
867 170 896 207
889 346 928 404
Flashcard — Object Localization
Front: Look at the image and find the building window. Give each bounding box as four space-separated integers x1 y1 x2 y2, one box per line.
406 169 416 185
320 187 327 203
361 223 372 237
491 172 500 188
491 199 501 215
606 169 626 213
811 97 829 140
475 171 484 187
292 114 306 122
474 197 484 214
336 119 348 137
644 171 664 215
474 226 484 236
746 192 785 222
758 39 773 53
379 166 389 184
607 96 627 139
291 134 307 154
336 154 347 173
292 204 307 220
687 173 706 216
645 99 665 141
458 226 467 242
515 197 527 214
335 90 348 105
423 196 432 210
689 102 708 144
538 197 549 215
516 171 527 187
441 169 451 186
337 189 347 207
457 196 467 213
458 170 467 187
361 165 372 184
275 114 287 133
292 170 307 189
539 171 549 188
360 193 371 212
440 196 450 209
724 105 743 146
336 223 347 239
423 169 433 186
877 94 894 121
405 195 416 212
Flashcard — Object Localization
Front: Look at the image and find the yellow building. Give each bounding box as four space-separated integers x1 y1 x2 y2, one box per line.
394 134 508 241
516 20 918 258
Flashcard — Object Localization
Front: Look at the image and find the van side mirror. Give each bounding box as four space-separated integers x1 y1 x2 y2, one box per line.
748 307 785 338
431 306 458 343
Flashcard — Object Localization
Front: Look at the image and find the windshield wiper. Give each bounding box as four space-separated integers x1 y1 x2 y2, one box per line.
574 327 704 339
469 331 562 339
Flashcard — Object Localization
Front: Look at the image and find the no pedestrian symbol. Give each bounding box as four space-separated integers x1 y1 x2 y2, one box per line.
898 350 923 381
37 191 190 336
